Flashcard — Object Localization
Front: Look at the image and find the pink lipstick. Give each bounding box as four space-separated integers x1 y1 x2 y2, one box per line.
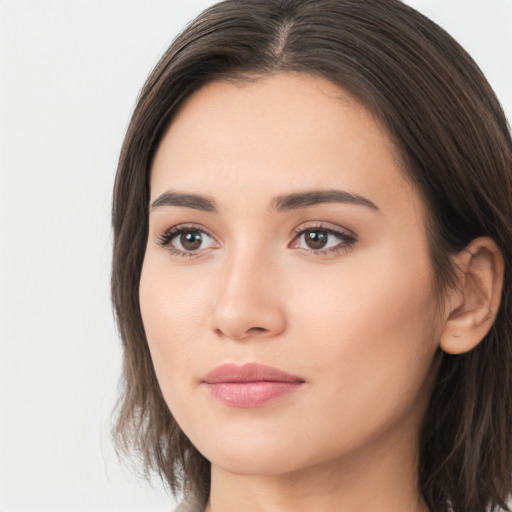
202 363 305 407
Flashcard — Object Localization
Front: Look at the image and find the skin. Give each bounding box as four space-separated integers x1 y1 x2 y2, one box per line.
140 73 447 512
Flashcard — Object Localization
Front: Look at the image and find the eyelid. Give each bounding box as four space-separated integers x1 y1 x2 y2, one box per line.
289 221 358 256
156 223 220 258
289 221 356 241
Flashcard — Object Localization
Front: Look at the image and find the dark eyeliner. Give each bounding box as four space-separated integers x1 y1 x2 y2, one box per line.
290 223 357 256
156 224 216 259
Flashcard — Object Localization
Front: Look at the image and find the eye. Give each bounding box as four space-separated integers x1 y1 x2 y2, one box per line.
290 224 357 256
157 224 217 258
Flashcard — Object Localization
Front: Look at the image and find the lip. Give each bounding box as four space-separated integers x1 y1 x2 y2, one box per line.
202 363 305 408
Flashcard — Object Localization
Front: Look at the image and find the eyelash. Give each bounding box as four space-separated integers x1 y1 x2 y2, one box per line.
290 223 357 256
157 224 218 259
156 222 357 259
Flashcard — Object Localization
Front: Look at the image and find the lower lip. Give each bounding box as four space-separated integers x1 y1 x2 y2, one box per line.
204 381 303 407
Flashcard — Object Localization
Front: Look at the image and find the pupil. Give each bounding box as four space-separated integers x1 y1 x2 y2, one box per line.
306 230 327 249
181 231 202 250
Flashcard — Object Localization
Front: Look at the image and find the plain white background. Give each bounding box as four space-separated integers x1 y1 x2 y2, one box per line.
0 1 511 510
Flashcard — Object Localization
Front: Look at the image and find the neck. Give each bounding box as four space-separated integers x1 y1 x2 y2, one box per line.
206 431 429 512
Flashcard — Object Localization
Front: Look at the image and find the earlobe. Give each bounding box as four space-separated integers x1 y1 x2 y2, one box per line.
439 237 504 355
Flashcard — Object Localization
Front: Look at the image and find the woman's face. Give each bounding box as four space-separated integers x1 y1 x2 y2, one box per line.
140 73 443 477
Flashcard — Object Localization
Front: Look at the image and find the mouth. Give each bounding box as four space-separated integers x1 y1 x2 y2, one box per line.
202 362 305 408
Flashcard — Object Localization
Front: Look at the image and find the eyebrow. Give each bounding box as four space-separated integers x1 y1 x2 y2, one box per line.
272 190 379 212
150 189 380 213
151 191 217 212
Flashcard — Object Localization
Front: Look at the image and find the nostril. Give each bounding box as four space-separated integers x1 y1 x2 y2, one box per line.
249 327 267 334
214 326 267 341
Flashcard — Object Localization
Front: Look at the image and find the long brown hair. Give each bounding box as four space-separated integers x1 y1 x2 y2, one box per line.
111 1 512 510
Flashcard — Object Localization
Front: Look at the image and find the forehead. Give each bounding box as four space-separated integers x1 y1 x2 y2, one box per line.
150 72 423 222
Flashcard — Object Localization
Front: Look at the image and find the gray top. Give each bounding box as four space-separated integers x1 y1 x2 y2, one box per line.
173 495 205 512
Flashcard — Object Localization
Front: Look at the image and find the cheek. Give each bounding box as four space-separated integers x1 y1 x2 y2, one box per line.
286 242 439 399
139 255 207 397
271 256 439 459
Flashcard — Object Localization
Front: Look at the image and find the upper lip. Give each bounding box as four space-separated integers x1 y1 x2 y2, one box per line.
203 363 305 384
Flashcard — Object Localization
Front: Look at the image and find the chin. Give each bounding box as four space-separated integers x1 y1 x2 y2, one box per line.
195 434 312 477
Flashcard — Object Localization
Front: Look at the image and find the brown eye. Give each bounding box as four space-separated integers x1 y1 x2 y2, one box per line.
292 225 357 256
178 230 203 251
157 225 217 256
303 229 328 249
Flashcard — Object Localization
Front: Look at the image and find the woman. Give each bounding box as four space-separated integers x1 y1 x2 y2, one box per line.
111 1 512 511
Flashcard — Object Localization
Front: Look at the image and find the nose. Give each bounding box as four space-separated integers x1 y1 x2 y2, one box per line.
207 249 286 341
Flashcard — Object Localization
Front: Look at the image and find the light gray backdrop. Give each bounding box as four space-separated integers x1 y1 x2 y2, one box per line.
0 1 511 510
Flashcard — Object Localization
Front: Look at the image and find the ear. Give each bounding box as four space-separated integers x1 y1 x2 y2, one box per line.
440 237 504 355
